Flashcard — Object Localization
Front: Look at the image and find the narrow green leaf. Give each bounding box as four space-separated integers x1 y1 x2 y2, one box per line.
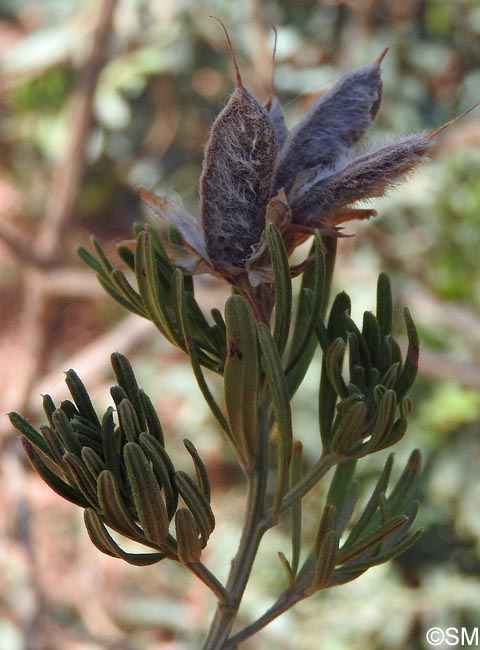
377 398 411 451
224 295 260 464
318 360 338 448
84 509 166 565
134 231 181 346
362 311 381 368
346 454 394 546
77 245 104 275
81 446 106 479
329 402 367 455
116 244 136 270
333 530 423 583
9 412 52 458
111 353 146 432
380 362 401 389
289 441 303 576
325 337 348 398
62 452 100 507
175 471 215 548
287 232 325 378
85 509 125 557
388 335 403 369
171 272 220 372
378 335 393 376
318 292 351 447
64 369 101 428
345 316 371 375
185 292 224 361
139 433 178 520
145 224 175 278
83 239 146 315
117 399 142 443
52 409 82 457
309 531 339 592
101 408 122 484
336 394 363 415
97 470 140 538
175 270 230 434
175 508 202 564
124 442 170 544
98 275 144 315
211 308 227 350
70 416 101 445
42 394 56 428
21 439 89 508
277 551 295 587
110 385 128 408
257 323 293 514
363 389 397 454
337 515 409 564
376 273 393 336
266 221 292 358
139 390 164 446
327 292 351 340
110 269 147 317
395 308 419 399
184 439 211 503
325 460 357 534
387 449 422 515
314 503 337 556
40 425 65 466
91 235 114 275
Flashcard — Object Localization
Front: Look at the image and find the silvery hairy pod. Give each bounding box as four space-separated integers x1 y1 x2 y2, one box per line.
274 50 387 195
199 20 277 268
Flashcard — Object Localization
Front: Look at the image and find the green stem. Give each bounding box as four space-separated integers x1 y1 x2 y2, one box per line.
189 562 230 606
223 588 305 649
202 399 272 650
280 452 340 513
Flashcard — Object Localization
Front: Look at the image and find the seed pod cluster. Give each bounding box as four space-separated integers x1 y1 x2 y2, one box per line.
140 28 462 286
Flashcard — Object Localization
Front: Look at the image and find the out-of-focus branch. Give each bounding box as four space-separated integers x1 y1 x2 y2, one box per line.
39 0 118 260
0 220 50 268
4 0 119 427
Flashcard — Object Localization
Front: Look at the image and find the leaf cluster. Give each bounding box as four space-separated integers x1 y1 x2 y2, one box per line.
10 353 214 569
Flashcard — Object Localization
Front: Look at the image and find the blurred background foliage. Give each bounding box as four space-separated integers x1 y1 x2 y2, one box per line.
0 0 480 649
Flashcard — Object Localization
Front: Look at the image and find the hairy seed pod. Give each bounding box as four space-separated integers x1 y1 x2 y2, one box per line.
288 133 430 224
274 53 385 194
200 21 277 268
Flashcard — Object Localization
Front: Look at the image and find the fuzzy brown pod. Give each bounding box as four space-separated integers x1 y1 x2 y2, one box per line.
199 19 277 269
200 83 277 268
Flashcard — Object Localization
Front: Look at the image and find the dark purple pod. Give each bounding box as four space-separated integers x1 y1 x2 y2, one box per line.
274 58 384 195
288 133 430 224
200 84 277 268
